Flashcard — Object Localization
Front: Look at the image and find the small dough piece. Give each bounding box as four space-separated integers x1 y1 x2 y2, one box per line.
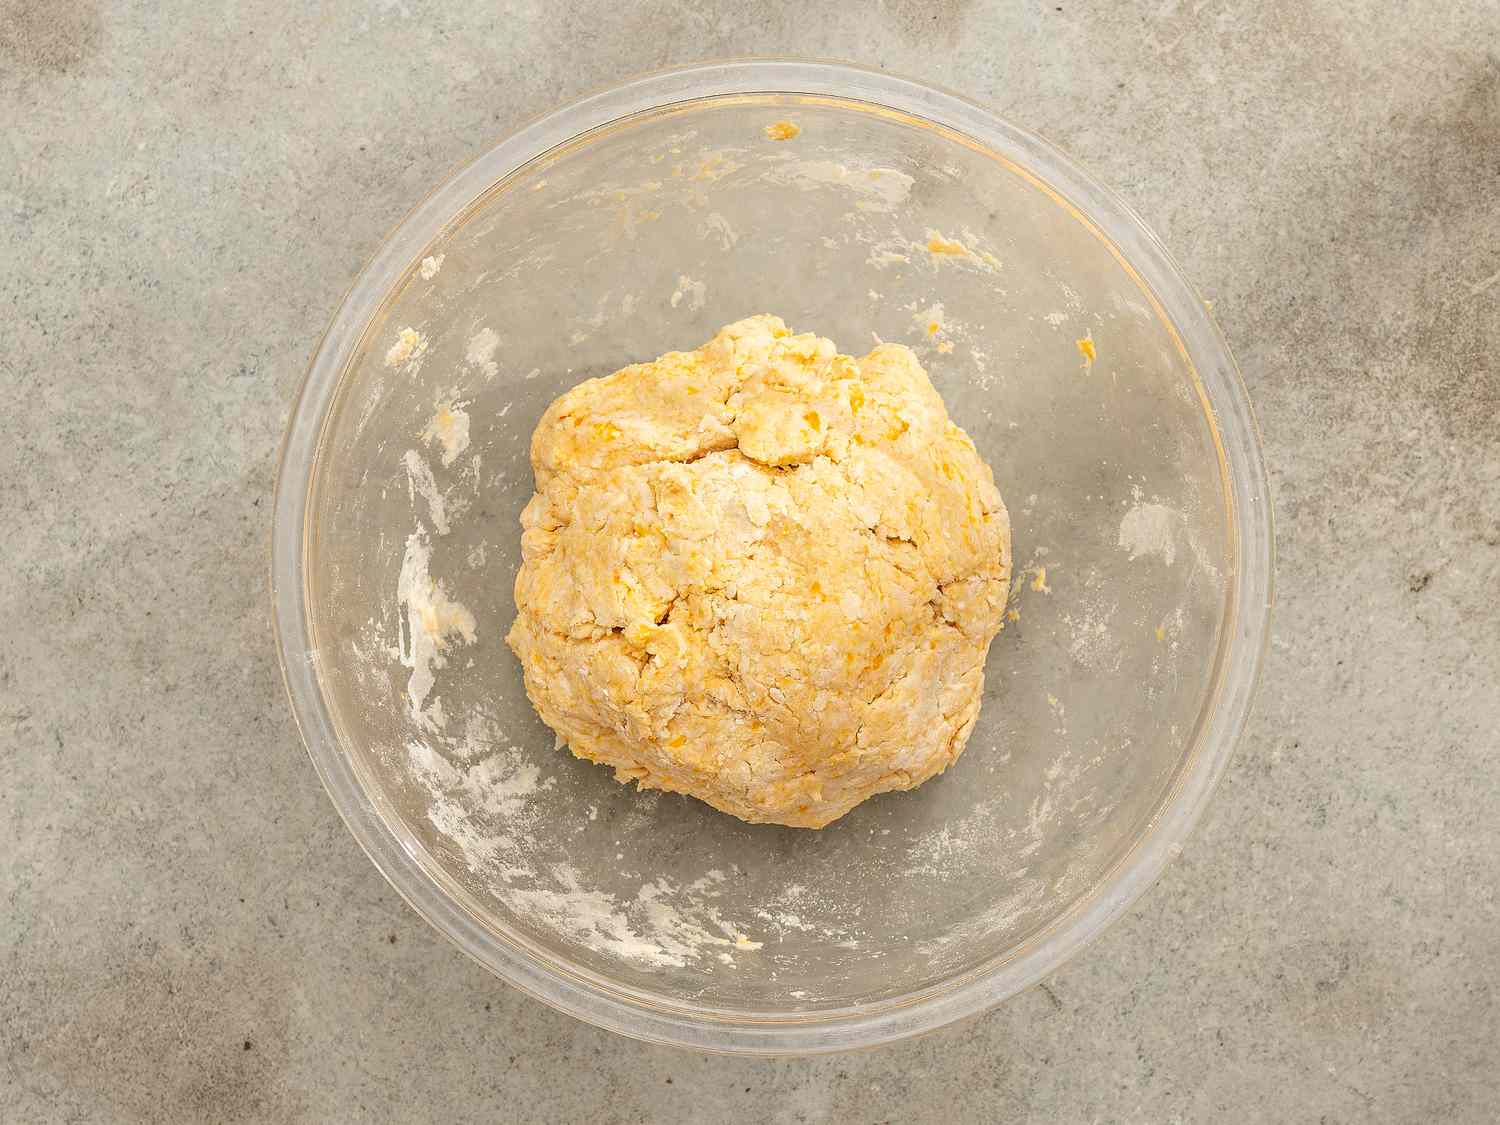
507 315 1011 828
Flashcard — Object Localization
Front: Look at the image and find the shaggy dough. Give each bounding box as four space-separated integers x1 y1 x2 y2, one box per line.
506 315 1011 828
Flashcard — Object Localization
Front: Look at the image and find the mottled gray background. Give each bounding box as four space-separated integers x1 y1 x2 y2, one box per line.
3 1 1498 1122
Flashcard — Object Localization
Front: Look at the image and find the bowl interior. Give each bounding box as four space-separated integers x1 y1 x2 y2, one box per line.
303 93 1231 1015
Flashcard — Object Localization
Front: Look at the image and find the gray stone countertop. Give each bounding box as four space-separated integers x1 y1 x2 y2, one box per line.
3 2 1497 1121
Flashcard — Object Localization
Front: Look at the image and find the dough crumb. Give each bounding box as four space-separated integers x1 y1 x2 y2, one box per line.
385 327 427 368
926 231 971 258
924 231 1000 272
422 403 470 467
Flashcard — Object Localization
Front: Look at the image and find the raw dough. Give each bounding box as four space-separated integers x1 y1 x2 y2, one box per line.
506 315 1011 828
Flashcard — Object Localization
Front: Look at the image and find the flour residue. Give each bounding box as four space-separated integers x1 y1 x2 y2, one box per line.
902 798 1053 881
688 151 742 184
409 740 769 968
905 813 988 878
422 403 470 467
766 160 915 211
566 290 620 346
902 786 1101 967
403 449 449 534
670 274 707 311
866 239 912 269
752 883 860 945
419 253 445 280
913 874 1049 967
1118 503 1178 566
396 530 476 725
497 867 757 968
698 211 738 250
1060 590 1123 673
466 326 500 379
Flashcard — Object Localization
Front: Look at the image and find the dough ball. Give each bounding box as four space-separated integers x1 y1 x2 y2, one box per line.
506 315 1011 828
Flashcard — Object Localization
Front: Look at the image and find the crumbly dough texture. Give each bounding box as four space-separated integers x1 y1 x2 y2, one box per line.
507 316 1011 828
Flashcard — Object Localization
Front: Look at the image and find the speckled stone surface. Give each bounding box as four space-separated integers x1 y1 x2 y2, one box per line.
3 2 1497 1121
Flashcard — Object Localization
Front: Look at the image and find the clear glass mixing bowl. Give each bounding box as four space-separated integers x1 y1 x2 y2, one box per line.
272 60 1272 1053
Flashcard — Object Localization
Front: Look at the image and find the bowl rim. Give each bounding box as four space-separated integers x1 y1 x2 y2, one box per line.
271 57 1274 1055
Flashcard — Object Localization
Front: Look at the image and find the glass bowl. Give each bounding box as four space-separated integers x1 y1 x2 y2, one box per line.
271 60 1272 1054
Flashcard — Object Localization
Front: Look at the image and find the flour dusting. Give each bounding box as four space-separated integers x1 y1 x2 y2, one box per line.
409 739 769 968
699 211 738 249
396 530 476 725
1061 590 1123 673
466 326 500 379
494 867 758 968
669 274 707 311
866 240 912 269
1118 503 1178 565
403 448 449 534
